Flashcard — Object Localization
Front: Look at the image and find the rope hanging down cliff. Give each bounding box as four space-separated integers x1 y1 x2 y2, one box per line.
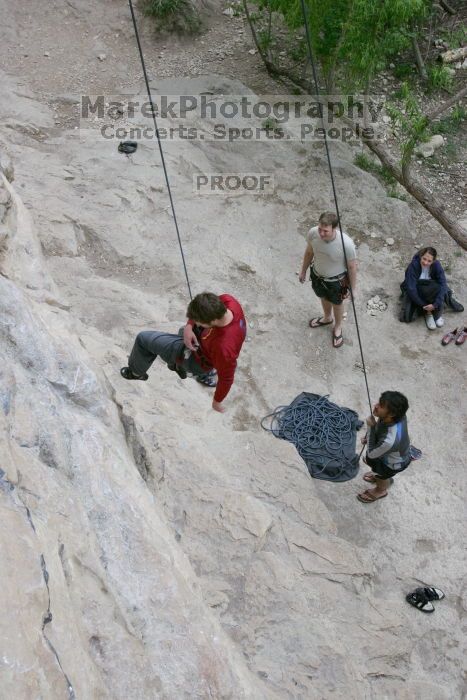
299 0 372 414
127 0 193 300
128 0 374 420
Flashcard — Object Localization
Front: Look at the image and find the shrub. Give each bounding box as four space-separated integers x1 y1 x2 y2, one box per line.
141 0 201 33
432 106 466 135
427 64 453 92
354 152 399 195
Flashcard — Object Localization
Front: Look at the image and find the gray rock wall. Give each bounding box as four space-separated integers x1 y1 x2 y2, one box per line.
0 61 465 698
0 179 271 699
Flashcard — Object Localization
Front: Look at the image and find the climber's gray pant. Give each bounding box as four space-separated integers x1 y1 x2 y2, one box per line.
128 330 209 378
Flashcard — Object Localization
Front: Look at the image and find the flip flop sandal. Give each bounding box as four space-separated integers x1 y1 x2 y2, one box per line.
455 327 467 345
332 333 344 348
357 489 388 503
406 591 434 613
363 472 377 482
410 445 422 460
363 473 394 484
414 586 445 601
120 366 148 381
309 317 333 328
441 328 458 346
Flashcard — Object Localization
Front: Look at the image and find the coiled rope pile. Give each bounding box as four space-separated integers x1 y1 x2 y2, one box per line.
261 393 363 482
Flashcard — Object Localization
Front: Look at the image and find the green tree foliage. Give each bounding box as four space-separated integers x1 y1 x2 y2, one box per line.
252 0 430 88
245 0 467 246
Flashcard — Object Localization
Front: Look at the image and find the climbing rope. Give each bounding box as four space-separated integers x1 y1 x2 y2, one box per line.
261 393 363 482
299 0 372 414
127 0 373 417
127 0 193 299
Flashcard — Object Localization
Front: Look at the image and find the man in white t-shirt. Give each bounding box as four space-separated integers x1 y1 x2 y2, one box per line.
299 211 358 348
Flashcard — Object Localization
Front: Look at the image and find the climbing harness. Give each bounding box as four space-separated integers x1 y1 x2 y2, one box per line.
127 0 193 299
262 393 363 482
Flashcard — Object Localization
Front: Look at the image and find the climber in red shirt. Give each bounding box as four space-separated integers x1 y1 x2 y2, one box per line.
183 293 247 412
121 292 247 413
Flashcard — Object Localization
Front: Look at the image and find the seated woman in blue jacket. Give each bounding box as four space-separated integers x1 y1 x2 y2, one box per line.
402 246 447 330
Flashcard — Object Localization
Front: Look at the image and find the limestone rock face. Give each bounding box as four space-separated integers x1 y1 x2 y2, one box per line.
0 182 272 700
0 149 14 181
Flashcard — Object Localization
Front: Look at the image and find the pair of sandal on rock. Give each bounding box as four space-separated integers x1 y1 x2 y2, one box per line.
406 586 445 613
441 326 467 346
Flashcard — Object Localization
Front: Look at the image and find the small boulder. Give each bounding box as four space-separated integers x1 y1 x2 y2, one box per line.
430 134 444 149
415 134 444 158
367 295 387 313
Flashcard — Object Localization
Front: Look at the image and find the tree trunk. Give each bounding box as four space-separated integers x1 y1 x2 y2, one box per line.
426 83 467 120
363 138 467 249
412 36 428 80
242 3 467 247
438 0 456 14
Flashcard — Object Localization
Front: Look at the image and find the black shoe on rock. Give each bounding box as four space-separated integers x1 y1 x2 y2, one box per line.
418 586 445 601
120 366 148 381
406 586 445 613
406 589 434 613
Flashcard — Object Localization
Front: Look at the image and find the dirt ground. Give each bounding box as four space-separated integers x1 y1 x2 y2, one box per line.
3 0 465 221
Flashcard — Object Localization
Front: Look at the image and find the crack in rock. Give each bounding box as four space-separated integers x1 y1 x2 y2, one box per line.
40 555 76 700
0 470 75 698
114 399 152 483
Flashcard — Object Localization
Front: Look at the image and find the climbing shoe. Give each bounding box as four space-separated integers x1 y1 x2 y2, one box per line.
120 366 148 381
